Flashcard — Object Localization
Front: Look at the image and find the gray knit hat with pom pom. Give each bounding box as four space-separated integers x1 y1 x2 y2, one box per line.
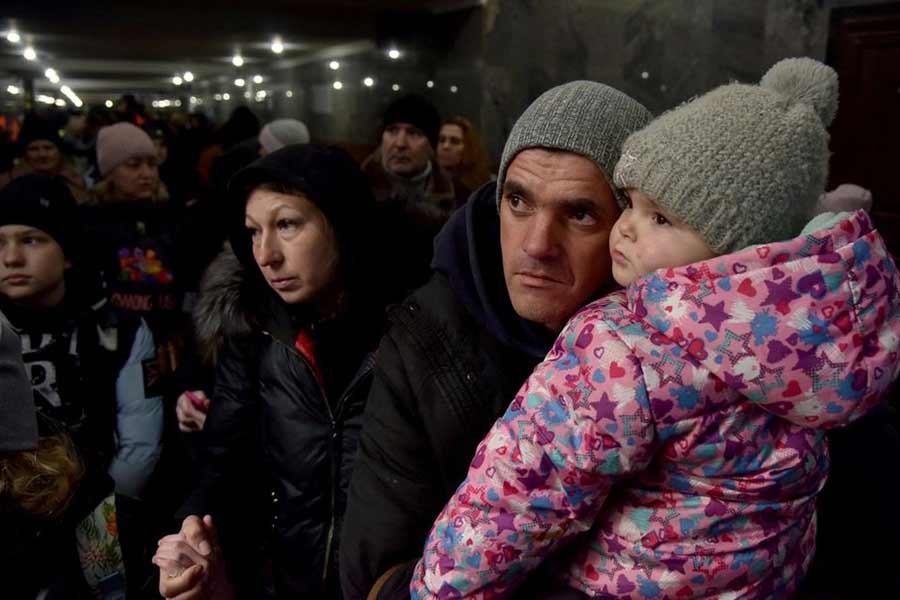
614 57 839 254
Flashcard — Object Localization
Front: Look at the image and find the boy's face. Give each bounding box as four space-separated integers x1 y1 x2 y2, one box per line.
0 225 69 310
609 189 715 287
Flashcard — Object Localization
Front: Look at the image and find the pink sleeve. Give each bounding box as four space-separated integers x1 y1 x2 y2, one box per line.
410 308 657 599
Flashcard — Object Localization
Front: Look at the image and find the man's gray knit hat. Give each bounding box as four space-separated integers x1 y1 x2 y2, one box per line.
496 81 653 208
614 57 839 254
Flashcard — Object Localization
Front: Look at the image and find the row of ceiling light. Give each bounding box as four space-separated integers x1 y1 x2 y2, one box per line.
4 27 83 107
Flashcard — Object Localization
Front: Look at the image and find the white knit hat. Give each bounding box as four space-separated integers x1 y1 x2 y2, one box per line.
259 119 311 154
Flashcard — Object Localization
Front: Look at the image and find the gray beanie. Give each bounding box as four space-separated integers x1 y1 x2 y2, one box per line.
497 81 653 208
614 57 839 254
259 119 311 154
0 318 38 452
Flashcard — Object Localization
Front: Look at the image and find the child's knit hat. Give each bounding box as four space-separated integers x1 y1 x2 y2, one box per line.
614 57 839 254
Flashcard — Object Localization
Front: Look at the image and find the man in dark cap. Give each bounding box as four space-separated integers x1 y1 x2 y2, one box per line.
361 94 468 214
361 95 471 297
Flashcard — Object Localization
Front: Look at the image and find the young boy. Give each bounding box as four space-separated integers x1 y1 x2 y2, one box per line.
0 174 164 596
411 58 900 599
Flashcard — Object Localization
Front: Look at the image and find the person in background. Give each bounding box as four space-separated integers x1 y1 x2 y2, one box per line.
0 116 90 204
362 94 468 214
0 316 92 599
361 95 470 298
60 110 96 180
437 116 493 192
0 174 164 598
259 118 311 156
91 122 168 204
197 106 260 192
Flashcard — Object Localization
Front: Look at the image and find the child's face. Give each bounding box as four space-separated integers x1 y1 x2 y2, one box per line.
0 225 69 310
609 189 715 286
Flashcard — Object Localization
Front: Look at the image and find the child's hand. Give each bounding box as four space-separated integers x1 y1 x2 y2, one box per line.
153 515 233 600
176 391 209 432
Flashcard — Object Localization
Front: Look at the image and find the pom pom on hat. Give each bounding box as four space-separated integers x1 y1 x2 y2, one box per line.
761 57 839 126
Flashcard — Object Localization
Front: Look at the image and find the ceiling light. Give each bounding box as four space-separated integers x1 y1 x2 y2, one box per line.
256 90 267 98
363 77 374 87
392 83 400 91
172 76 183 86
234 78 245 87
214 93 223 101
55 98 66 107
232 54 244 67
332 81 343 90
23 46 36 61
44 68 60 83
450 85 458 93
329 61 340 70
60 85 83 108
7 85 21 95
388 49 400 60
174 100 182 107
243 91 251 99
105 99 114 108
271 38 284 54
253 74 263 84
37 94 55 105
285 90 293 98
6 31 21 44
426 80 434 88
183 71 194 82
222 92 231 100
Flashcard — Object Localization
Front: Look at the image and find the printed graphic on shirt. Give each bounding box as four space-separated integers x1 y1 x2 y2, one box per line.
19 331 87 433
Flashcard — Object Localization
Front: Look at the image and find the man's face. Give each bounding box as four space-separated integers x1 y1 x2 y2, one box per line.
500 148 619 332
0 225 69 310
381 122 432 177
25 140 61 174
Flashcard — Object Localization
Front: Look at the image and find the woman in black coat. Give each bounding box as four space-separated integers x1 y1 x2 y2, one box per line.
153 145 388 598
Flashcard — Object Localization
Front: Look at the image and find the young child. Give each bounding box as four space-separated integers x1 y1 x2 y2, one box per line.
410 58 900 599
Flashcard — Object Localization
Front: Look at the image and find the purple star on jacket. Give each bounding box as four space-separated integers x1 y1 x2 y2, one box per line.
492 510 517 534
762 278 801 311
590 392 617 423
699 300 731 332
793 347 822 373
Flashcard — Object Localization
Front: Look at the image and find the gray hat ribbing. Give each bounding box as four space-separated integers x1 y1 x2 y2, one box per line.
0 318 38 452
614 57 839 254
496 81 652 208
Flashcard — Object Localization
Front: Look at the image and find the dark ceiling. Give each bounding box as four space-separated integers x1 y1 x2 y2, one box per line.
2 0 482 100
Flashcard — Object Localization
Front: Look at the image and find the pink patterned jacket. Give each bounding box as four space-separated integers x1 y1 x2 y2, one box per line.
411 211 900 599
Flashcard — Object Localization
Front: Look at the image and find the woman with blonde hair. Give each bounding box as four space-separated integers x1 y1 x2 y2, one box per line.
437 116 493 192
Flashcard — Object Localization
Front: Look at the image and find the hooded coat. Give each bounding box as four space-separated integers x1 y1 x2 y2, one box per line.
178 145 387 598
341 182 575 600
411 210 900 599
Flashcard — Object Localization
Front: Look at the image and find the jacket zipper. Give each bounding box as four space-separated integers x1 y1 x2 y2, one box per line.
262 331 373 588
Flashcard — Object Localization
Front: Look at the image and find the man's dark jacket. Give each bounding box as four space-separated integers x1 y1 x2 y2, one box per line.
340 182 569 599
